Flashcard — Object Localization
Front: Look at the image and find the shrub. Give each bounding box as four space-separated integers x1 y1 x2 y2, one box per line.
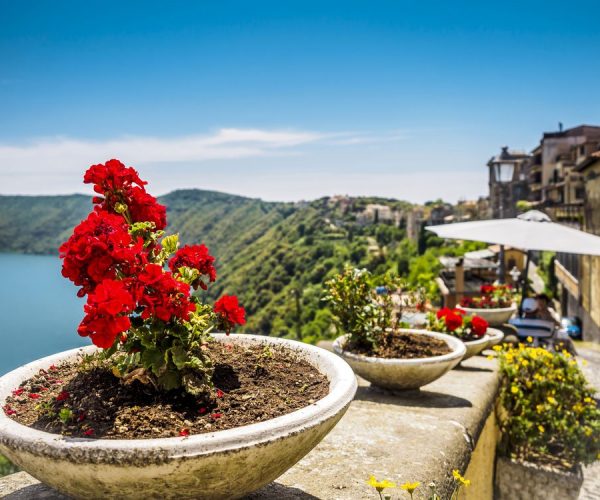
323 267 413 350
496 344 600 470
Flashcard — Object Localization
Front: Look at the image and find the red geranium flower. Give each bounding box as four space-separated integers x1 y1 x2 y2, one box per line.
436 307 452 319
83 428 94 436
169 244 217 290
471 316 489 337
138 265 196 323
444 311 464 332
210 412 222 420
28 393 41 400
179 428 190 437
216 389 224 398
214 295 246 333
78 279 136 348
56 391 70 402
3 405 16 416
11 388 24 397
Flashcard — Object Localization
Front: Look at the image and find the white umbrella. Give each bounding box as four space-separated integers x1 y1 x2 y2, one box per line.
426 210 600 256
426 210 600 317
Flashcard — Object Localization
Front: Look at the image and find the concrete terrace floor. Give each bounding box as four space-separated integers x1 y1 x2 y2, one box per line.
0 355 499 499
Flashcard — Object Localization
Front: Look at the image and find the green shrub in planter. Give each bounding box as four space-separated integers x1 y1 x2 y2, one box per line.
496 343 600 470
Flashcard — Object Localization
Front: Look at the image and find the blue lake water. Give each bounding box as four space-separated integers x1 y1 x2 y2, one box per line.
0 254 87 376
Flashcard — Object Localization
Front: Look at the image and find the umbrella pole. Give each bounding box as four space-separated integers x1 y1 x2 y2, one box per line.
519 250 532 317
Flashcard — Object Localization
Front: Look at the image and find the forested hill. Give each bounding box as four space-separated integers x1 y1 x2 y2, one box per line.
0 190 291 257
0 190 468 341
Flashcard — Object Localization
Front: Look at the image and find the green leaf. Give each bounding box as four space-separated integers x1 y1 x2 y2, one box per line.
141 348 165 375
169 344 188 370
157 370 180 391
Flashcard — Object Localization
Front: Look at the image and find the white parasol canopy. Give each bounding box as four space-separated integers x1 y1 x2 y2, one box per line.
426 210 600 256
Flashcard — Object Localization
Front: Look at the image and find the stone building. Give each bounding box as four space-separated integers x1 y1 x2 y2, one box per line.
557 151 600 342
487 146 530 218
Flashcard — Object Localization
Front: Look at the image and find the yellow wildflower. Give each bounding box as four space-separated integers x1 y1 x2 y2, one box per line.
536 404 544 414
584 397 593 404
534 373 543 381
367 476 396 493
511 386 519 394
525 381 532 389
538 425 545 433
400 481 421 494
526 336 533 343
493 345 502 352
487 355 494 361
547 396 557 405
452 470 471 487
584 427 593 437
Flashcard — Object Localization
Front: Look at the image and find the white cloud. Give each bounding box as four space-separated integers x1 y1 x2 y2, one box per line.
0 127 487 203
0 128 329 175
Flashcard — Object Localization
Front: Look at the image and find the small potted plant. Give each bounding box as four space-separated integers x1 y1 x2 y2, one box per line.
494 343 600 500
427 307 490 360
460 284 517 326
0 159 357 499
326 268 465 391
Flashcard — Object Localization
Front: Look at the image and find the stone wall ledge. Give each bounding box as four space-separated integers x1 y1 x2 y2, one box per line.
0 355 499 499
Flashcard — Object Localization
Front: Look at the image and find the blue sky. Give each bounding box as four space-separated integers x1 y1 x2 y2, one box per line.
1 0 599 202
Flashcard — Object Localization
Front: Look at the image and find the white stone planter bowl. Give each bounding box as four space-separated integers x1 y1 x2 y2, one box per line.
461 305 517 326
462 334 490 360
0 334 357 500
332 329 466 391
485 328 504 348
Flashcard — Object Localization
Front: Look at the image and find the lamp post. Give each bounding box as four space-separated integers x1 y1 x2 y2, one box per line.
493 161 515 284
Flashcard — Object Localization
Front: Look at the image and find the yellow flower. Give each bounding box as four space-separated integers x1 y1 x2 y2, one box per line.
452 470 471 487
493 345 502 352
511 386 519 394
536 404 544 414
584 397 593 404
487 355 494 361
367 476 396 493
526 336 533 343
521 359 529 367
525 381 533 389
547 396 557 405
538 425 545 433
400 481 421 494
584 427 593 437
534 373 543 381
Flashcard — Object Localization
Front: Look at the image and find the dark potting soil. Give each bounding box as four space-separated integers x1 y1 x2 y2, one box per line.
3 343 329 439
348 331 452 359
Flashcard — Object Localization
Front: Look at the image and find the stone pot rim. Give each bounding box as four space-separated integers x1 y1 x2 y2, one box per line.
461 305 517 314
332 328 466 365
0 334 357 461
463 333 490 347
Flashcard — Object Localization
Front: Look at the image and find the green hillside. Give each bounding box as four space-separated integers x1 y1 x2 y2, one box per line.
0 190 477 341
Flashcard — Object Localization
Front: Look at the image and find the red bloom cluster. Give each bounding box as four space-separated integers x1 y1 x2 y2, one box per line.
137 264 196 322
471 315 489 337
460 284 514 309
169 244 217 290
84 159 166 230
61 159 245 351
437 307 465 332
59 210 143 296
435 307 488 338
214 295 246 333
78 279 136 348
